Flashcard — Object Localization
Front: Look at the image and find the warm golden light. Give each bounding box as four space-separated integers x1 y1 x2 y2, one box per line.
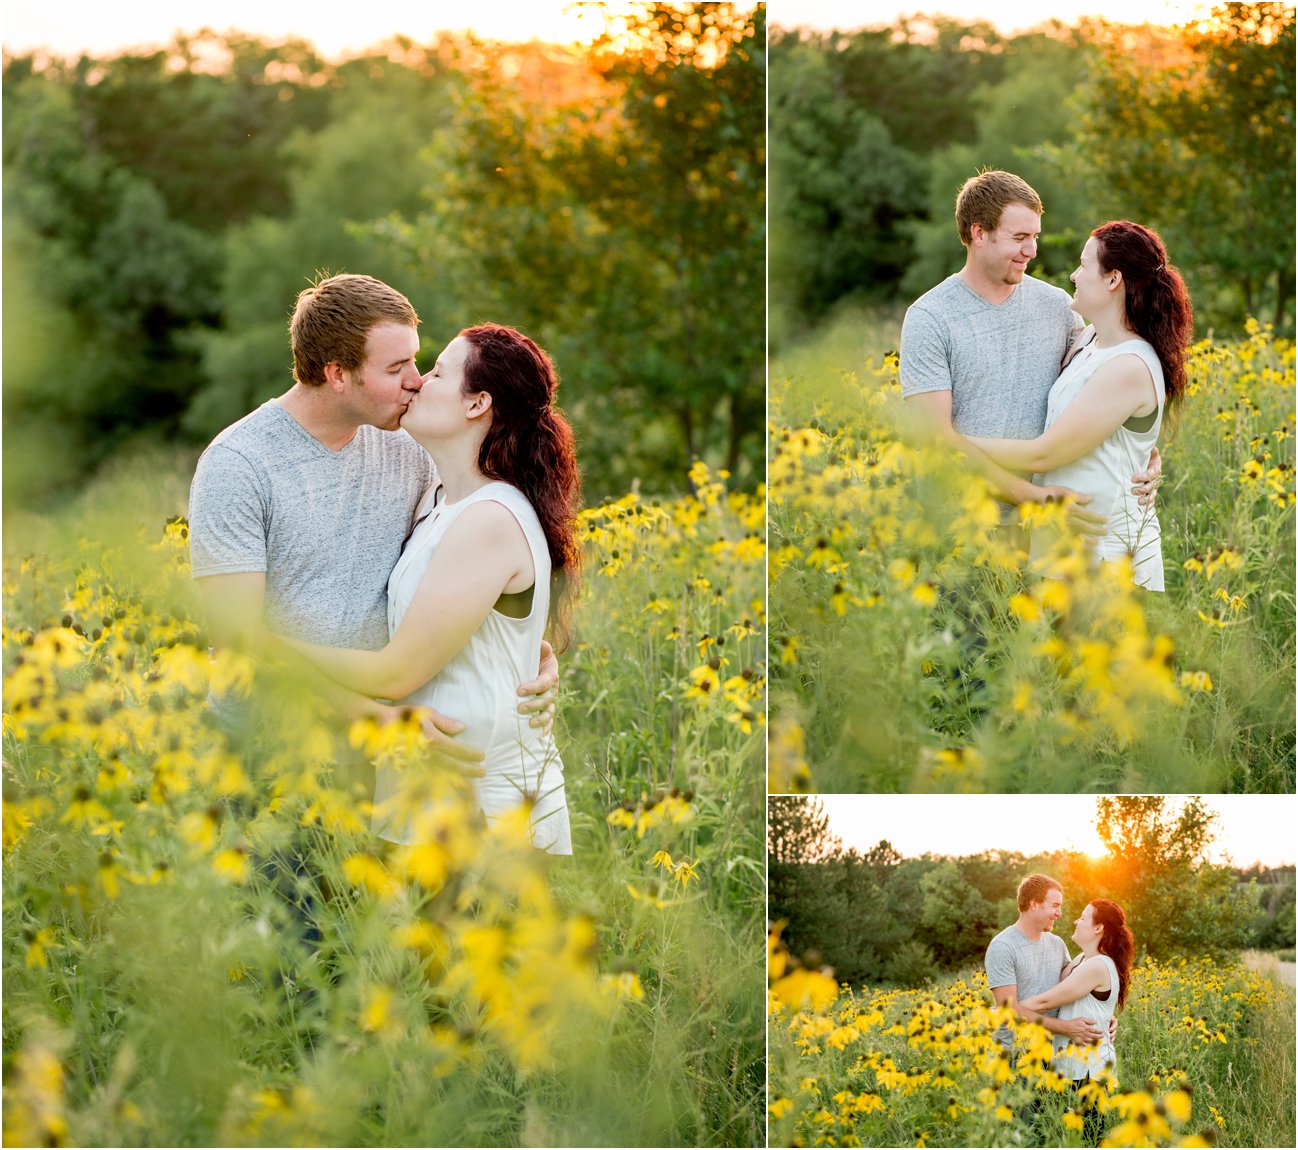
1 1 753 60
818 795 1296 869
771 0 1223 34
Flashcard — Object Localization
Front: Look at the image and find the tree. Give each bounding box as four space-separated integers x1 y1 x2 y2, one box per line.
917 859 997 967
768 18 1014 336
1066 4 1295 330
768 797 842 974
767 796 839 865
394 5 765 495
1087 796 1258 960
184 42 459 438
2 34 333 490
902 28 1095 298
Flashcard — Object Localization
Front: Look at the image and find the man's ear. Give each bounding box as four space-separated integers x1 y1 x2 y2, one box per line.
323 361 348 392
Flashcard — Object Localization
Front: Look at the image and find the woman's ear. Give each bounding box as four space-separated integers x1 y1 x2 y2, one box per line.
465 390 493 420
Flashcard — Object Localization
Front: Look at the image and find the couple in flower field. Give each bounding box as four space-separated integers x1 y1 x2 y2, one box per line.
901 169 1195 591
988 873 1135 1144
189 273 580 854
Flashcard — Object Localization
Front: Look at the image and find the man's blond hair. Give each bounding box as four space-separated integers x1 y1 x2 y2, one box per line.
1016 873 1062 911
955 170 1044 247
290 273 419 386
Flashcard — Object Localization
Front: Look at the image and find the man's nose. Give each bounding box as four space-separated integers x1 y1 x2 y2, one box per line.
404 366 425 390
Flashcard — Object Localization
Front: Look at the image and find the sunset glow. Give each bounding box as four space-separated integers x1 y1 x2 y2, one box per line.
817 794 1297 869
771 0 1222 34
1 1 651 59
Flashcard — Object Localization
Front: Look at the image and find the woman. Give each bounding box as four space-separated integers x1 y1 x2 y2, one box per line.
287 323 581 854
967 221 1194 590
1019 899 1135 1142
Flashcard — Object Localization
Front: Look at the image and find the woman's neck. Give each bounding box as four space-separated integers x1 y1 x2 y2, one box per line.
1090 309 1138 349
424 440 489 504
1078 939 1102 959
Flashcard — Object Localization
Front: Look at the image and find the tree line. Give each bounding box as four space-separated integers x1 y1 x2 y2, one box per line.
769 3 1295 346
769 796 1294 988
2 4 764 509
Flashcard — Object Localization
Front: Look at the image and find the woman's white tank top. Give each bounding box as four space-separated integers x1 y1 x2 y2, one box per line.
1051 953 1120 1080
1034 333 1166 590
373 481 570 853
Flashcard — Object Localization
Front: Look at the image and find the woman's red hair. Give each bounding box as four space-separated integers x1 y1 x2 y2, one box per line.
459 323 582 651
1089 898 1135 1011
1092 220 1194 429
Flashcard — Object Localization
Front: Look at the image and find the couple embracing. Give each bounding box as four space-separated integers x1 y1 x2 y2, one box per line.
902 169 1195 590
987 873 1134 1142
189 273 579 853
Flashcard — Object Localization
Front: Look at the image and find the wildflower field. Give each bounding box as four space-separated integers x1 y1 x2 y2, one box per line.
770 307 1296 793
2 455 766 1147
768 932 1297 1149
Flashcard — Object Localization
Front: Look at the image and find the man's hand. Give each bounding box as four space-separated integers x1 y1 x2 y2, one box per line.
516 640 558 734
371 701 486 776
1054 1016 1103 1045
1131 446 1162 508
1108 1016 1118 1043
1036 485 1107 540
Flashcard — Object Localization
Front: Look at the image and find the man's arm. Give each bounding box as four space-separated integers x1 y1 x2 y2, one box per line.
195 572 483 763
905 391 1042 504
989 982 1103 1045
905 391 1106 534
1132 446 1162 508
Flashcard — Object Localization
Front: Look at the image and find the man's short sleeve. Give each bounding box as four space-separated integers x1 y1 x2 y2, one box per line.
900 304 953 399
985 933 1017 992
188 444 269 578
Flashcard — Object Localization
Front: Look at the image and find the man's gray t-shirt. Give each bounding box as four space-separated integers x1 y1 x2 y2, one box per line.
900 274 1079 439
985 923 1070 1049
188 400 435 650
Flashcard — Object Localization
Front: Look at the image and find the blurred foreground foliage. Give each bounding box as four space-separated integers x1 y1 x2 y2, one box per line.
2 455 766 1147
769 307 1295 793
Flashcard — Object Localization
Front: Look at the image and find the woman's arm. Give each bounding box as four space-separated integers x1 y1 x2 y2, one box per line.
286 500 534 700
906 389 1045 503
1018 955 1110 1013
966 354 1158 473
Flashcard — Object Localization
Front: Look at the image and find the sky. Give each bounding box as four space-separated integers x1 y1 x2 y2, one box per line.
0 1 642 59
817 794 1298 869
0 0 1222 59
769 0 1219 34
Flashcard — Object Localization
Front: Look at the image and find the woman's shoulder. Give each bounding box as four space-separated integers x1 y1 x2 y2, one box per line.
450 484 542 539
1079 952 1118 982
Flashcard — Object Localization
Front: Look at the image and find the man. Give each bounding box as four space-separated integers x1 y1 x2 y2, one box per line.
188 272 555 774
985 873 1107 1050
901 169 1157 527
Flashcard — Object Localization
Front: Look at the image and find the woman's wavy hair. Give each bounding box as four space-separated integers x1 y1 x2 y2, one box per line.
1088 899 1135 1011
459 323 582 650
1091 220 1195 433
